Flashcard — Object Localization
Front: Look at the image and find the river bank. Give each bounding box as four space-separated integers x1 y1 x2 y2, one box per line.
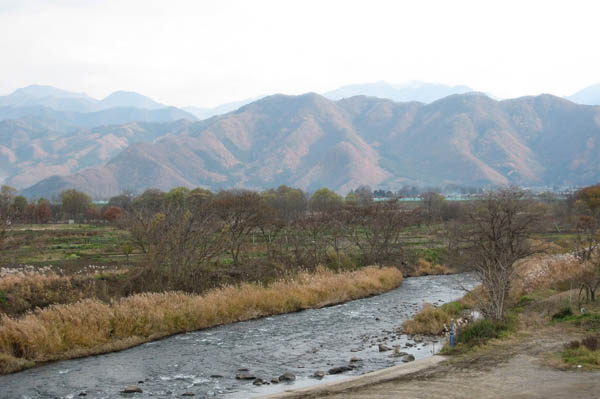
0 273 477 398
0 266 402 375
273 299 600 399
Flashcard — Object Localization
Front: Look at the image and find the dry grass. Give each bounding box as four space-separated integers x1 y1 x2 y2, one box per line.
402 303 451 335
512 253 581 298
0 265 402 374
402 296 470 335
413 259 452 277
0 271 124 316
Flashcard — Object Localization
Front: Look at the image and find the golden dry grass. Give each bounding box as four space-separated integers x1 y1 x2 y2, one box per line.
0 265 402 374
512 253 581 298
0 271 125 316
402 303 451 335
402 292 475 335
413 258 452 276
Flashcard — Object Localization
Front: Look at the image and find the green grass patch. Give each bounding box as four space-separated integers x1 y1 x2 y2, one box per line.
441 300 467 316
561 338 600 368
562 347 600 367
555 312 600 331
552 306 573 321
458 318 512 346
516 295 535 307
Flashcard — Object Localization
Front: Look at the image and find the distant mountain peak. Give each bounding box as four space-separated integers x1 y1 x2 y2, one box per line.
323 81 474 103
7 85 92 100
100 91 165 110
567 83 600 106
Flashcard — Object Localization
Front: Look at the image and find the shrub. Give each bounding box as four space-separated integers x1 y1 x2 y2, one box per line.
402 303 451 335
562 346 600 367
565 340 580 350
552 306 573 321
516 295 535 307
413 258 451 276
457 319 509 345
440 300 466 316
582 335 599 351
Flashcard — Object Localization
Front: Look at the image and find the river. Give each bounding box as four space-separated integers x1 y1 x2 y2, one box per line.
0 273 478 398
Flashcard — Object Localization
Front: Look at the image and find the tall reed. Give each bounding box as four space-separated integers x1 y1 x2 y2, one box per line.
0 266 402 374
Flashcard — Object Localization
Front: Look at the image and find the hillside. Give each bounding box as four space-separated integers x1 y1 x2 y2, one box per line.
0 119 195 189
20 92 600 199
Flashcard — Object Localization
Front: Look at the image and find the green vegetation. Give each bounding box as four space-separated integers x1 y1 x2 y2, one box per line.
402 299 469 335
457 318 513 345
552 306 574 321
554 312 600 331
561 336 600 368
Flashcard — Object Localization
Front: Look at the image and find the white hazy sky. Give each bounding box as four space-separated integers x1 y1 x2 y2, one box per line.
0 0 599 107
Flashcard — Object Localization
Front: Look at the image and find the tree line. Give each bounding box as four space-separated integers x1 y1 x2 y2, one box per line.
1 182 599 322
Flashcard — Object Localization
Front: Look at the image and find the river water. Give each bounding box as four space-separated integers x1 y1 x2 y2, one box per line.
0 273 478 399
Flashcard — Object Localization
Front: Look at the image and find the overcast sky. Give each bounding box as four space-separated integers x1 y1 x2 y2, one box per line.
1 0 599 107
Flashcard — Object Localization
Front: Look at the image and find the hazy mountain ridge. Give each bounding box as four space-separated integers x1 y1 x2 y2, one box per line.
20 92 600 199
324 81 474 103
0 85 170 113
0 119 196 189
183 96 264 120
567 83 600 106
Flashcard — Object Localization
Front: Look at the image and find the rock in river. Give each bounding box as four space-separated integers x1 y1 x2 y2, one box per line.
121 385 143 393
378 344 392 352
312 370 325 379
328 366 352 374
279 372 296 381
401 354 416 362
236 372 256 380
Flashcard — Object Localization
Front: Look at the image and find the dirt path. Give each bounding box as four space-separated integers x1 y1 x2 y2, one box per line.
264 320 600 398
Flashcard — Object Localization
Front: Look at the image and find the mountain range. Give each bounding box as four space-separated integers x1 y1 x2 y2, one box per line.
2 82 600 198
15 91 600 199
0 85 197 130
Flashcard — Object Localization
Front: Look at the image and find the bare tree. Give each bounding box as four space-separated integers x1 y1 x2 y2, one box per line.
463 188 540 321
324 207 351 271
572 185 600 302
123 202 224 292
346 201 416 265
212 190 270 265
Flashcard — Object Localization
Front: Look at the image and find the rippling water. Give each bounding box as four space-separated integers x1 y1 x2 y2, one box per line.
0 273 478 399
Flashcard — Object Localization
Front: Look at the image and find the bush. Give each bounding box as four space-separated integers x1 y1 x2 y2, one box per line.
441 300 466 316
582 335 599 351
516 295 535 307
458 319 509 345
402 303 451 335
565 340 580 350
413 258 451 276
562 346 600 367
552 306 573 321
